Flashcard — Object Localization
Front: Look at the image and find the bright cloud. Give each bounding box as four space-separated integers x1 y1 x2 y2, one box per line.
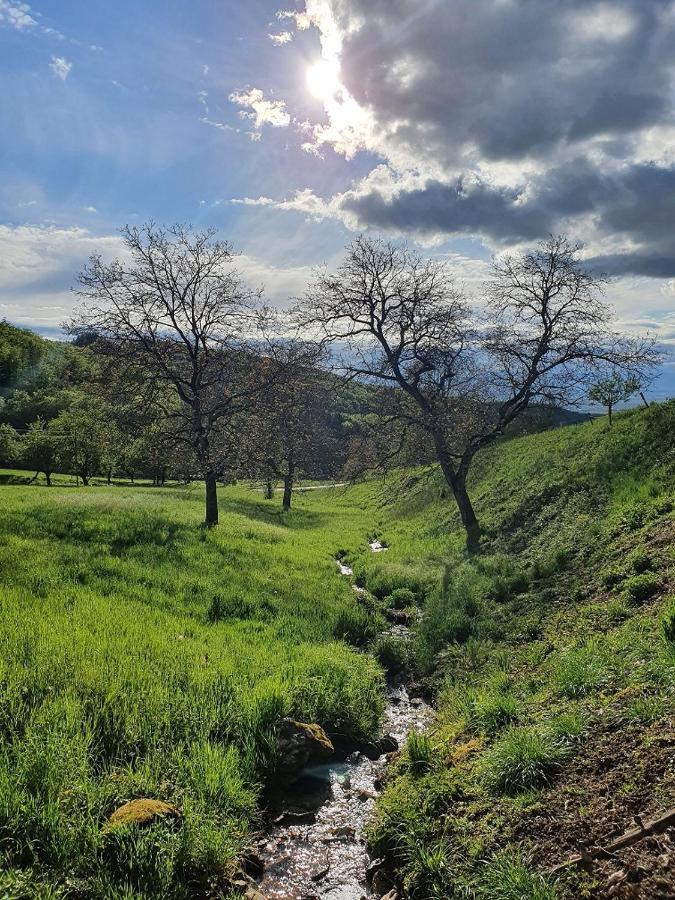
0 0 36 30
228 87 290 131
247 0 675 283
268 30 293 45
0 224 124 329
49 56 72 80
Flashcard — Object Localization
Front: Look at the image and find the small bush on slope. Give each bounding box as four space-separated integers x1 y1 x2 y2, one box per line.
384 587 417 609
623 572 661 604
552 639 610 698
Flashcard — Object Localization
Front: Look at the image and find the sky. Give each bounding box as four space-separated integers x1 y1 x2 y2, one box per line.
1 0 674 397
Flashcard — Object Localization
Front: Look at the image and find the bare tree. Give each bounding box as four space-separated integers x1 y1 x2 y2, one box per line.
298 235 658 550
69 223 266 526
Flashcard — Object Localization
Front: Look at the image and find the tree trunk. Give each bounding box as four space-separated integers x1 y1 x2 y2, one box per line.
205 471 219 526
608 403 613 427
282 477 293 511
452 474 481 553
45 470 51 487
640 391 650 409
107 469 112 486
433 433 481 552
264 479 275 500
282 452 295 511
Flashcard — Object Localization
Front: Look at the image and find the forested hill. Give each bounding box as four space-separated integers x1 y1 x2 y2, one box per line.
1 319 596 487
0 320 64 397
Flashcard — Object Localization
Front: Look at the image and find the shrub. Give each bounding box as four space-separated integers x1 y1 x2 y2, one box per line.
663 598 675 644
385 587 417 610
620 501 652 531
623 573 661 604
547 708 588 745
605 597 630 624
373 634 409 672
488 571 530 603
462 679 519 735
477 851 558 900
405 731 433 775
362 564 429 602
482 726 567 793
552 641 608 698
627 695 665 724
471 692 519 735
529 549 568 583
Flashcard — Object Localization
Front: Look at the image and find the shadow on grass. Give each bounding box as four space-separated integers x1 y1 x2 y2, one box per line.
0 502 187 550
222 495 334 530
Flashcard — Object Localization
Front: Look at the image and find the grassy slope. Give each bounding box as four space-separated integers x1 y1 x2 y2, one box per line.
0 481 385 897
0 401 673 898
355 401 675 899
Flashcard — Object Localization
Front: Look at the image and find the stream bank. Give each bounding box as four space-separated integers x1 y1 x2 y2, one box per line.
254 554 432 900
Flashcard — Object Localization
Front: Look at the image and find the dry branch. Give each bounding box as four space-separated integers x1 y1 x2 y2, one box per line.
550 806 675 874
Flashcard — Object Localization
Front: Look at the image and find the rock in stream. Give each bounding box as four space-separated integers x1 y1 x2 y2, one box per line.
257 675 431 899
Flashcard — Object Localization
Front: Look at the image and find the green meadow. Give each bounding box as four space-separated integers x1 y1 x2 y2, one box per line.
1 400 674 898
0 480 386 897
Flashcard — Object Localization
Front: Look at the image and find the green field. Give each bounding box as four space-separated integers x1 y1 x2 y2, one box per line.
1 402 674 898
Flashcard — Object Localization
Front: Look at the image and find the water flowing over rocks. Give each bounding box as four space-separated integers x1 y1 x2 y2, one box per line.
257 676 430 898
254 552 431 898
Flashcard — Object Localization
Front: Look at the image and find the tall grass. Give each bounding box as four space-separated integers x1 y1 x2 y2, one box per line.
0 481 385 895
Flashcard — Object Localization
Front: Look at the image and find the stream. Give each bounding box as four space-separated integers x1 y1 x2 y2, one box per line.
256 551 432 900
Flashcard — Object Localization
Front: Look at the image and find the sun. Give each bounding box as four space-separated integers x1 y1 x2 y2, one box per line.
306 58 341 101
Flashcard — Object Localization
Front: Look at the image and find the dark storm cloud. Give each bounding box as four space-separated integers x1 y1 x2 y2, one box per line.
587 253 675 278
341 178 551 242
337 160 675 277
290 0 675 277
333 0 675 165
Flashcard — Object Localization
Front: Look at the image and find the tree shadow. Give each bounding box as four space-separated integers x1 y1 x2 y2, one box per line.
222 495 333 530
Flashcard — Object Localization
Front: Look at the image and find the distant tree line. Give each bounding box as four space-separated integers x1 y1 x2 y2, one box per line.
1 225 659 547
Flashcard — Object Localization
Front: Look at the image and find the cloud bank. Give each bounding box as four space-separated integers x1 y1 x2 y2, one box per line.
260 0 675 277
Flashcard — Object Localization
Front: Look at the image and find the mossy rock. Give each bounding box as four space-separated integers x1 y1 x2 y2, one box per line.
103 798 182 832
277 719 334 774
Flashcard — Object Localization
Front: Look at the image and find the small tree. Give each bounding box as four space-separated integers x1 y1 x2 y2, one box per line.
19 418 60 485
70 223 268 526
588 371 641 426
0 423 19 468
52 403 103 485
299 235 658 550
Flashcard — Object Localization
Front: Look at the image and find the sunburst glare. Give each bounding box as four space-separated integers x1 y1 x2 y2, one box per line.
306 57 341 101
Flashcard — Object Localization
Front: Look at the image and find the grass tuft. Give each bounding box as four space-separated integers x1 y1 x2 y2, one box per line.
482 726 568 794
476 851 559 900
